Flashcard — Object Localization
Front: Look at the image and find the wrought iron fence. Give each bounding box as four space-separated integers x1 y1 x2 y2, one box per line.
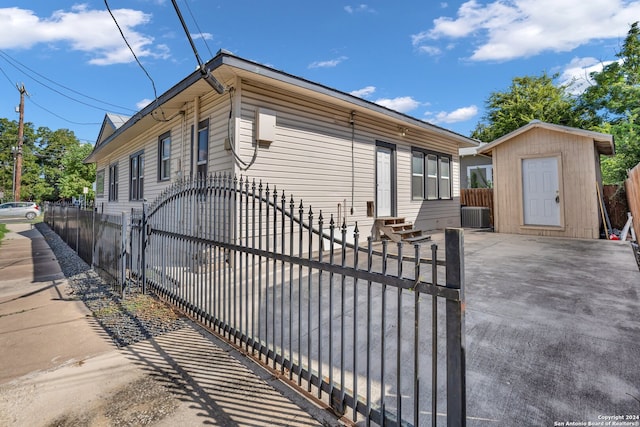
44 204 126 293
44 175 466 426
131 174 466 427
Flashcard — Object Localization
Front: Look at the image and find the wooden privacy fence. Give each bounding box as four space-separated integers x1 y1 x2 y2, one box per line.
603 185 629 230
625 164 640 240
460 188 494 225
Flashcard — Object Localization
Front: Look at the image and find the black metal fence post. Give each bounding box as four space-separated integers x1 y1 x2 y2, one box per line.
141 202 147 294
120 212 126 297
445 227 466 427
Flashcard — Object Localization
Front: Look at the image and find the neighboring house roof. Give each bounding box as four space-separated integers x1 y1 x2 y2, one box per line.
86 50 477 163
459 143 490 158
96 113 130 145
477 120 615 156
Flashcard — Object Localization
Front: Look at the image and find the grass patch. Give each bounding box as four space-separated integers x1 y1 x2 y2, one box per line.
94 293 180 322
0 223 8 242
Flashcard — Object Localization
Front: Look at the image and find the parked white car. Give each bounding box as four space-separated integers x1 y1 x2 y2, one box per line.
0 202 41 220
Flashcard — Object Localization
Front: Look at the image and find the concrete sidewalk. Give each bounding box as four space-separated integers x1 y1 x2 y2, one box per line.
0 223 339 426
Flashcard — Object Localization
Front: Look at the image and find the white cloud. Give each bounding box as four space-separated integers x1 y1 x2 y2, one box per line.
344 4 376 14
350 86 376 98
417 45 442 56
559 57 615 95
427 105 478 124
0 6 169 65
413 0 640 61
374 96 421 113
136 98 153 109
308 56 348 69
191 32 213 41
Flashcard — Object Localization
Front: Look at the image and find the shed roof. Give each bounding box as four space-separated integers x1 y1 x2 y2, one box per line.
86 50 477 163
477 121 615 156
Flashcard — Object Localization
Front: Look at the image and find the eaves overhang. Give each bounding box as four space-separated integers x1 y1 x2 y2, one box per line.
477 121 615 156
85 51 477 163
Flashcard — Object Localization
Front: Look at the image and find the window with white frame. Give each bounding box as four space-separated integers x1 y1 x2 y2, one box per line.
108 163 118 201
129 151 144 201
466 165 492 188
411 149 452 200
158 131 171 181
439 157 451 199
96 169 105 198
197 119 209 178
412 152 424 200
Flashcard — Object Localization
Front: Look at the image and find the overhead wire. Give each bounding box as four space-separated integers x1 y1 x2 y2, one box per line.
0 53 133 115
182 0 214 60
27 98 102 126
103 0 171 122
0 49 135 113
170 0 225 94
1 64 101 127
225 88 258 171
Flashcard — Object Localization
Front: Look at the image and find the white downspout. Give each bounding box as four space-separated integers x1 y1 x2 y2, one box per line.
193 95 200 178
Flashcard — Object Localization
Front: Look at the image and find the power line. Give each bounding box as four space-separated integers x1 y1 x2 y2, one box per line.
104 0 160 104
182 0 214 60
171 0 225 94
0 63 100 126
0 49 136 113
0 65 15 89
0 52 133 115
27 97 102 126
1 64 112 126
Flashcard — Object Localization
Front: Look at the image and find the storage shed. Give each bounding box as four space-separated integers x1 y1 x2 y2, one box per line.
478 121 614 239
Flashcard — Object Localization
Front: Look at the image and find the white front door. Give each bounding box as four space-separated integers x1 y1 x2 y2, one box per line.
522 157 560 226
376 147 392 217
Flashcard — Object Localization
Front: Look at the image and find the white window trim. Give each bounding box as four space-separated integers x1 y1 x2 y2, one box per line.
466 165 493 188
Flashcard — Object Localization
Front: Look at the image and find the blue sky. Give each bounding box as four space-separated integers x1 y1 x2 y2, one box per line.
0 1 639 144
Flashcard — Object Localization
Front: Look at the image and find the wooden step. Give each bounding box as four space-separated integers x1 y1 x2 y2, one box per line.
387 222 414 231
376 216 407 226
374 216 430 243
404 234 432 244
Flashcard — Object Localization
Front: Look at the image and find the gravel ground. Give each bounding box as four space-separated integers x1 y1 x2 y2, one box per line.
36 222 188 348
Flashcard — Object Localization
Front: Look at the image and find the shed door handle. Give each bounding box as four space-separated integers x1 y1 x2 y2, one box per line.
555 191 560 204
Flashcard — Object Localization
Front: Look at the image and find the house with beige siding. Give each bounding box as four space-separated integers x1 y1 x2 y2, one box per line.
478 121 614 239
86 50 477 240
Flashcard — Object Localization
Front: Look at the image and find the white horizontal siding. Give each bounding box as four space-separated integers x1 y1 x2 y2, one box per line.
233 81 462 236
94 94 233 216
93 77 465 233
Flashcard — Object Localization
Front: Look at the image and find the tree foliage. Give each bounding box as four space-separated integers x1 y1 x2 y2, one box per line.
471 22 640 184
471 72 587 142
0 119 95 202
580 22 640 183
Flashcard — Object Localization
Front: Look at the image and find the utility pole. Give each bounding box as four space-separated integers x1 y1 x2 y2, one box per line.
14 83 26 201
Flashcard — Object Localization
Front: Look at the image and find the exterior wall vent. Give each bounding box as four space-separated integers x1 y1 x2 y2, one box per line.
461 206 490 228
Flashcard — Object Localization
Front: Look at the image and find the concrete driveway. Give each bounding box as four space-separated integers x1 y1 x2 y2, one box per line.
447 230 640 426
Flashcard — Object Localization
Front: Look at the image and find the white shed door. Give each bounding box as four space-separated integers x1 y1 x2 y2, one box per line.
522 157 560 226
376 147 392 217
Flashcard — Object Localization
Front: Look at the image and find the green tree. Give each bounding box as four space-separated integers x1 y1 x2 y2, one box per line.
36 127 85 201
0 118 95 202
57 142 95 200
0 118 38 202
471 72 587 142
597 117 640 184
580 22 640 183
